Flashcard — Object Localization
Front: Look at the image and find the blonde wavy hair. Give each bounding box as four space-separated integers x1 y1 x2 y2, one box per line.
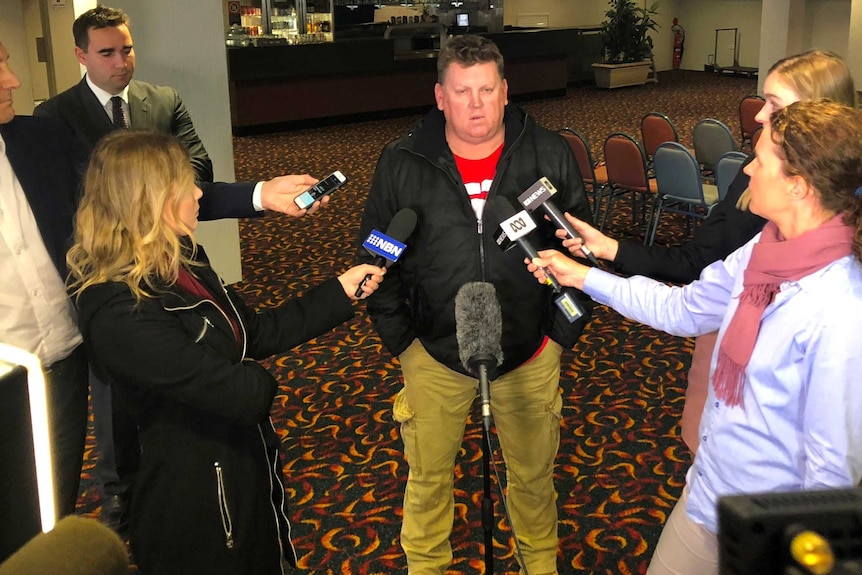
738 50 857 210
67 130 199 302
768 50 857 108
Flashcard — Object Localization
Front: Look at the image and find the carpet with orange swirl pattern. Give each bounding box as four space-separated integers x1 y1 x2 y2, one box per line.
75 69 757 574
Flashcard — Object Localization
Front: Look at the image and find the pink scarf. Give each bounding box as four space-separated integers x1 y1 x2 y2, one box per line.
712 213 855 407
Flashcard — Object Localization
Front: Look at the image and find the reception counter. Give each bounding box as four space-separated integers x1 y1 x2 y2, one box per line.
227 27 601 133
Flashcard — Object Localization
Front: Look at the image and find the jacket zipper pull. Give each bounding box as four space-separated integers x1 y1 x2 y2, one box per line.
214 462 235 549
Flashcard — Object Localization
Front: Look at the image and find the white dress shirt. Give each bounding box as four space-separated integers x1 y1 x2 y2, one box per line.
86 74 130 125
0 133 82 365
583 234 862 534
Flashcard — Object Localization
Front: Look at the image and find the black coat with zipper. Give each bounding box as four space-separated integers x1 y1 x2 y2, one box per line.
75 246 355 575
357 105 595 377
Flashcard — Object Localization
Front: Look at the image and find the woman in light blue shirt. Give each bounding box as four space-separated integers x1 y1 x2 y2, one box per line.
526 99 862 575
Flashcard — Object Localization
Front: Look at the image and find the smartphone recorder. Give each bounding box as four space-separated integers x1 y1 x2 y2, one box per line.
294 170 348 210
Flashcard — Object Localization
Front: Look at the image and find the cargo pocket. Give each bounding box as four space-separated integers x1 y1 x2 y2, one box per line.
392 387 420 473
547 376 564 465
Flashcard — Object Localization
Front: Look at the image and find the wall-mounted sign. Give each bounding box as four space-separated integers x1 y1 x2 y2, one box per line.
227 1 241 26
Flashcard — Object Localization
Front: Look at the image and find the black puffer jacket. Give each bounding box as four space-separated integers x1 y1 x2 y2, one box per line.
357 105 594 376
76 246 355 575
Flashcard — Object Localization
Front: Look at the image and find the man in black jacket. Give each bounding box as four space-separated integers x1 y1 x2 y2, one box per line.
357 35 593 575
34 5 315 214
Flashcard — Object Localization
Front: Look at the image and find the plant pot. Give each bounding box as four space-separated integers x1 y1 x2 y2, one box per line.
592 61 652 89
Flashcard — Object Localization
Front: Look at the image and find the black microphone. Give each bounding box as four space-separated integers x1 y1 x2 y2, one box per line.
355 208 417 297
454 282 503 432
0 516 129 575
486 196 586 325
486 196 562 292
517 177 599 265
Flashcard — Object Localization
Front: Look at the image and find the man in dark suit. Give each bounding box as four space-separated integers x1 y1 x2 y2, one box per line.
35 6 212 183
34 5 313 215
0 40 90 520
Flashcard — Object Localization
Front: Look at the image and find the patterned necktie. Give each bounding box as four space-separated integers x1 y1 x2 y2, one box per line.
111 96 129 129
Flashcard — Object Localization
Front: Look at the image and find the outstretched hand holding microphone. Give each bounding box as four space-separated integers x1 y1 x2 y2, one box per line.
516 177 602 265
554 211 622 264
525 249 593 291
487 196 586 324
354 208 418 298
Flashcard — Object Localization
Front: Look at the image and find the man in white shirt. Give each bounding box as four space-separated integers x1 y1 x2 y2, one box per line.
0 40 90 519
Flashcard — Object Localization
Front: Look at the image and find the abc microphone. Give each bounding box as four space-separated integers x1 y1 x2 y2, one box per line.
355 208 417 297
454 282 503 432
486 196 562 291
517 177 600 265
486 196 585 325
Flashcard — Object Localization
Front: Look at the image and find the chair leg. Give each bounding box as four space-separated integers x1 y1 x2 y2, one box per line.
592 185 605 225
599 187 615 231
588 186 598 225
644 194 657 244
646 199 663 246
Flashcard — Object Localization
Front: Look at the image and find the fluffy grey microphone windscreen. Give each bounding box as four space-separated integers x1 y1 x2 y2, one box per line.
0 516 129 575
454 282 504 372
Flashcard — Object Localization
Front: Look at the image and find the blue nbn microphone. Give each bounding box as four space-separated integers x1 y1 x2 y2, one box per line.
355 208 417 297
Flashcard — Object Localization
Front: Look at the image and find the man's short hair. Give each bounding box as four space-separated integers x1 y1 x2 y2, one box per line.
73 5 130 50
437 35 504 84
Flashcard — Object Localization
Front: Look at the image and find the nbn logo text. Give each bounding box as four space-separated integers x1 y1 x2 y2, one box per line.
363 229 406 262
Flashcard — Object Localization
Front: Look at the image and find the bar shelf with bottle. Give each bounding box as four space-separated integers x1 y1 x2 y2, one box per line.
226 1 601 132
229 0 333 45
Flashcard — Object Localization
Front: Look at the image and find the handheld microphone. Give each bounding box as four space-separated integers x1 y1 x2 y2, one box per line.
517 177 599 265
355 208 417 297
454 282 503 431
486 196 562 292
0 516 129 575
486 196 585 325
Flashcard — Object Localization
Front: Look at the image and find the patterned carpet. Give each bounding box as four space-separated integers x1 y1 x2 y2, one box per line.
76 69 757 574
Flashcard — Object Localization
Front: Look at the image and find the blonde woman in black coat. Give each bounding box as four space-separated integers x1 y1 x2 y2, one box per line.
67 130 385 575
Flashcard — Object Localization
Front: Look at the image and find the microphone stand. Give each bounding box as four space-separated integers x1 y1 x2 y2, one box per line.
471 357 494 574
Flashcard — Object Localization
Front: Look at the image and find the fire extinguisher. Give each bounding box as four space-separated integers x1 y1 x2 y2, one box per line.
672 17 685 70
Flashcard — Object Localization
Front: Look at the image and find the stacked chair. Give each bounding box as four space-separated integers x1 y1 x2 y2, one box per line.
558 127 608 222
692 118 738 182
738 94 766 151
714 151 749 201
640 112 680 172
601 132 658 236
646 142 720 246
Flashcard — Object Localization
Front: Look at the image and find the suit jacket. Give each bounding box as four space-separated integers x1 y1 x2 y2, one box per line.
0 115 86 278
34 77 258 222
36 77 212 181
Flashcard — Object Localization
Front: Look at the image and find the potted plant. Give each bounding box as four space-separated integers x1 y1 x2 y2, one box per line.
592 0 660 89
